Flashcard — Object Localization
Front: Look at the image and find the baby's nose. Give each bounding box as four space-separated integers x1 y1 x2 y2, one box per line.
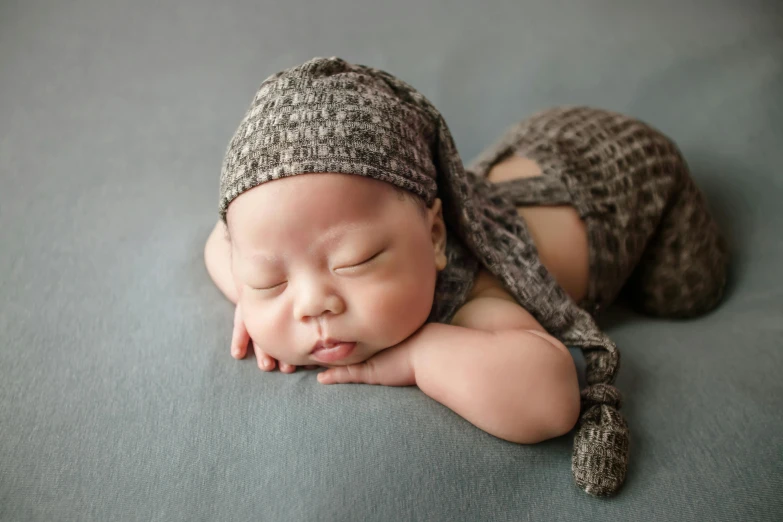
293 286 345 320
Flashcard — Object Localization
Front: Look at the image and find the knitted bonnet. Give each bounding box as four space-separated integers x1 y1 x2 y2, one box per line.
219 56 630 497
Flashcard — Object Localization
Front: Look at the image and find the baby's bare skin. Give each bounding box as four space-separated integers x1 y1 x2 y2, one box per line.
470 155 589 306
204 156 588 372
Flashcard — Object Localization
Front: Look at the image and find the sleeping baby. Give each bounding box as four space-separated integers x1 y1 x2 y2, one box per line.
203 56 729 497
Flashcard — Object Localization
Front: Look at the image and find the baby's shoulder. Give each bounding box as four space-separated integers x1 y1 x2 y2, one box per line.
451 268 544 333
451 268 569 354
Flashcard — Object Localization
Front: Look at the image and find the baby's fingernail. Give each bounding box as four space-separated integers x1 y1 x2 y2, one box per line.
263 358 271 368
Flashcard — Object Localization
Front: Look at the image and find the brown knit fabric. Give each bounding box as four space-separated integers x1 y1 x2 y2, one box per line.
218 57 730 497
468 106 730 321
463 106 730 494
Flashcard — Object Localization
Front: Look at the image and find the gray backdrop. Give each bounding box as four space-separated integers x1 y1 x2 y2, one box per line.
1 0 781 520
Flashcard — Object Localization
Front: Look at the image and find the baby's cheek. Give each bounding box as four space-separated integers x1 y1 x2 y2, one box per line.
359 272 435 340
242 301 289 358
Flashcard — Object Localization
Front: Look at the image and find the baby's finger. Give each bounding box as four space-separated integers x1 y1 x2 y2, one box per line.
252 342 276 371
279 362 296 373
231 306 250 359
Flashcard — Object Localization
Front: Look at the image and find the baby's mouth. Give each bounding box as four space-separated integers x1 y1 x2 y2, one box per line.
310 340 357 363
310 338 351 353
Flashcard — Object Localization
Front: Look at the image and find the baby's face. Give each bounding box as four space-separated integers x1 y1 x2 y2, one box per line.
227 173 446 368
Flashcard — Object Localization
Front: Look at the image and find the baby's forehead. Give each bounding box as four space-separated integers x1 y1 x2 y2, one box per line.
226 173 411 233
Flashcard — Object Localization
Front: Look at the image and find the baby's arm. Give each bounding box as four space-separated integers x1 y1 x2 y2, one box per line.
318 291 581 443
204 220 238 304
411 298 581 444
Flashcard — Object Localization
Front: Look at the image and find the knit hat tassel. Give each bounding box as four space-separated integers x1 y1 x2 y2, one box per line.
571 354 630 496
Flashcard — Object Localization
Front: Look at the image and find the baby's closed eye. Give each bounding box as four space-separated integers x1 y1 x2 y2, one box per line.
244 249 387 291
333 249 386 272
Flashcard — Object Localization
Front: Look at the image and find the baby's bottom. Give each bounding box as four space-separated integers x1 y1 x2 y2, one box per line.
568 347 587 390
482 107 729 319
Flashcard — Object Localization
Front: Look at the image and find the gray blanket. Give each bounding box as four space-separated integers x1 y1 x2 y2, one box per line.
1 0 781 520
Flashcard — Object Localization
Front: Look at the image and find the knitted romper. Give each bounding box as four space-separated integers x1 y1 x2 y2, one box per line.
462 105 730 319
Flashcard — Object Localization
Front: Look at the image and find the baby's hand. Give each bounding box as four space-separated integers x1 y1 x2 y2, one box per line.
316 334 416 387
230 302 319 373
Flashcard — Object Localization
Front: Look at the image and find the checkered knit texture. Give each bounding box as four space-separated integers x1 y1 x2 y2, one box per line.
218 57 730 497
466 106 730 495
219 57 440 220
466 106 730 322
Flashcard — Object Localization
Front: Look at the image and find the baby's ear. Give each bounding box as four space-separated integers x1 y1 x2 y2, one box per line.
428 198 448 271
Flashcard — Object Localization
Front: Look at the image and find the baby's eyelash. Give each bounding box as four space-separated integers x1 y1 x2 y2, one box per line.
253 281 286 291
355 251 383 266
334 250 385 271
251 251 386 288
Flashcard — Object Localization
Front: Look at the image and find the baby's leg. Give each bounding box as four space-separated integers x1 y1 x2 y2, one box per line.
468 106 729 319
623 171 730 318
624 172 729 318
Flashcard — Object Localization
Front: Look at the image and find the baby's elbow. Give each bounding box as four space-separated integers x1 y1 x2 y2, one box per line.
545 362 582 440
507 402 580 445
506 378 582 445
550 387 581 440
528 355 582 443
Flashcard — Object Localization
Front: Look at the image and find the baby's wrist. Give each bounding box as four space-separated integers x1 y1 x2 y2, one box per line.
408 322 489 384
407 323 440 382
